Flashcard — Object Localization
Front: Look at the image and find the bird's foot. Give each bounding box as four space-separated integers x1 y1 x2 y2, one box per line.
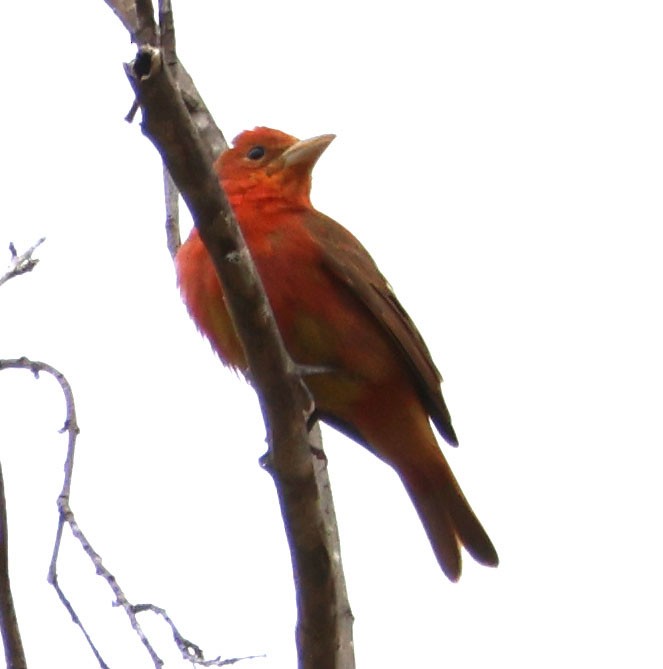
310 444 327 462
293 363 334 377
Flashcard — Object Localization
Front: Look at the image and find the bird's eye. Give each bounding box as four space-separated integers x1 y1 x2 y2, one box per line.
246 146 266 161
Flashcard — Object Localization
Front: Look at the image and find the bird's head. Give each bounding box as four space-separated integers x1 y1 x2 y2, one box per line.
216 127 335 207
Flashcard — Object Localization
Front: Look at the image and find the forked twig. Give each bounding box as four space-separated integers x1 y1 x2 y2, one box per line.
1 358 251 668
0 238 46 288
132 604 265 666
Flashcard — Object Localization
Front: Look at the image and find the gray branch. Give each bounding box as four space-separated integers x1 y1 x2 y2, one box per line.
113 1 355 663
0 238 45 288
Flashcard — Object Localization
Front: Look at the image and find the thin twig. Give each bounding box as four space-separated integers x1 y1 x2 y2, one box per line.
120 1 222 261
158 0 175 62
132 604 266 666
102 0 158 46
158 0 182 260
56 498 163 668
0 358 113 667
163 164 181 259
0 357 252 668
0 238 45 288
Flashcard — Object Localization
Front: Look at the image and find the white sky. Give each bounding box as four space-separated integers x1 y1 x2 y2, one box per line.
1 1 662 667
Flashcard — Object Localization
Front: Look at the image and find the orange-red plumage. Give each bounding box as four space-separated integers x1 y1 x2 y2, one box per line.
176 127 498 580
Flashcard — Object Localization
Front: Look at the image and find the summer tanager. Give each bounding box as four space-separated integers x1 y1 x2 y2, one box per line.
176 127 498 580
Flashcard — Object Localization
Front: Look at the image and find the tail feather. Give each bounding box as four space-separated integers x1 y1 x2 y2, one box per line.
402 458 498 581
339 387 497 580
404 480 462 580
448 481 499 569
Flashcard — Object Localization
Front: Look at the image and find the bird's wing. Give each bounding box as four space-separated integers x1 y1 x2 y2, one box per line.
305 211 458 446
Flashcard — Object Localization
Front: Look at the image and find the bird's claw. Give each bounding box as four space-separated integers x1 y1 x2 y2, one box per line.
310 445 327 462
294 363 334 377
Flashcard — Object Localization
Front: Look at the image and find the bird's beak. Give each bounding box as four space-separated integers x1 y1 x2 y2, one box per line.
267 134 336 175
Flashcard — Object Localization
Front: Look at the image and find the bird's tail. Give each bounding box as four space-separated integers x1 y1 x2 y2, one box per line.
400 451 498 581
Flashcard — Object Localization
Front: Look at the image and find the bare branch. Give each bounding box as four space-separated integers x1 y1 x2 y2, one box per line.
122 44 355 668
0 460 27 669
158 0 176 62
163 165 181 259
120 0 225 258
0 358 111 665
132 603 265 666
158 0 182 259
0 358 244 668
102 0 158 46
0 238 45 288
103 2 355 665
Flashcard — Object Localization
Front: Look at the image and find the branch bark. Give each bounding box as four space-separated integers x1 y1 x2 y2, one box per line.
0 461 26 669
109 2 355 664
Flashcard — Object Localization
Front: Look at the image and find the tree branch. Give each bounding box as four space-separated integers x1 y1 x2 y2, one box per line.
0 358 111 666
0 238 45 288
131 604 265 667
1 357 250 668
163 164 181 259
0 460 27 669
114 2 355 662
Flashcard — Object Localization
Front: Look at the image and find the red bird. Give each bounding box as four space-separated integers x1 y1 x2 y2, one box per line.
176 127 498 580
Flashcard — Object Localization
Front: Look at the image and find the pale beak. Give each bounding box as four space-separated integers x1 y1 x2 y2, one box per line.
267 134 336 175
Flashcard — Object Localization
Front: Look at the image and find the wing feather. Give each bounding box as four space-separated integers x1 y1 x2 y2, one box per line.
305 212 458 446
